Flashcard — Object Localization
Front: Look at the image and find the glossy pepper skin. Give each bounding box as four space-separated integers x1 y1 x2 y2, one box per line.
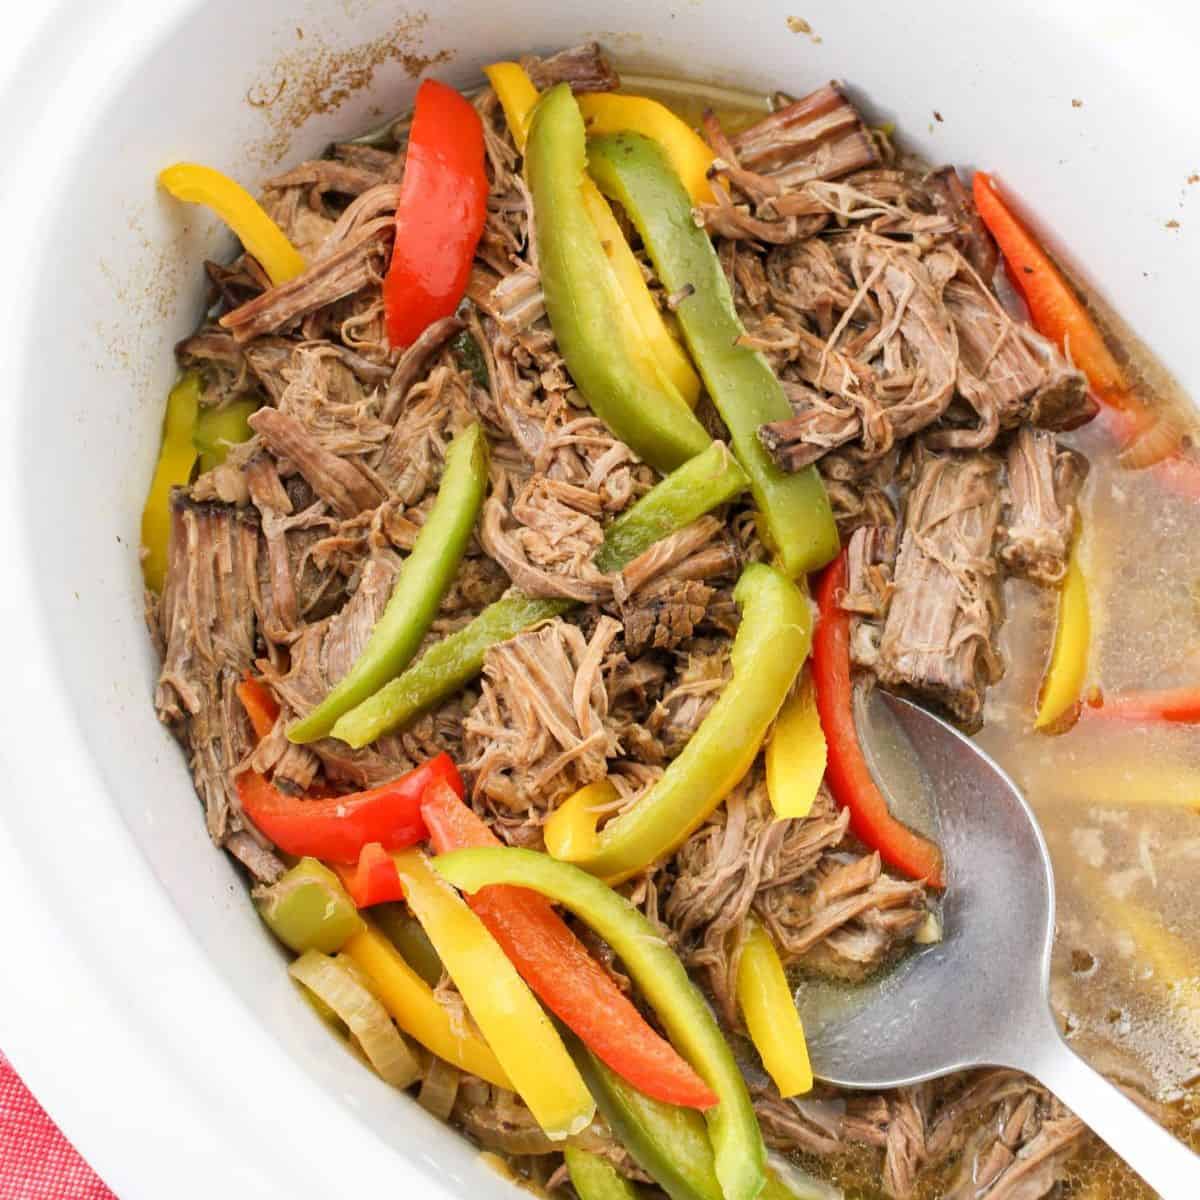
587 132 839 576
392 848 595 1140
158 164 306 286
564 1147 644 1200
595 442 748 574
342 920 510 1087
289 422 489 743
735 918 813 1098
140 372 201 593
237 751 462 863
1035 529 1089 730
764 670 826 820
811 552 945 886
543 563 812 884
527 84 711 473
255 857 364 954
421 785 716 1110
193 396 259 473
331 593 573 747
333 842 407 908
435 848 767 1200
383 80 488 348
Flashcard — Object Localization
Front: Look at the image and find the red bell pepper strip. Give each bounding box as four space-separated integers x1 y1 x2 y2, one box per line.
237 675 280 742
1089 687 1200 725
384 79 488 348
333 842 407 907
237 753 461 864
420 785 718 1110
811 553 946 888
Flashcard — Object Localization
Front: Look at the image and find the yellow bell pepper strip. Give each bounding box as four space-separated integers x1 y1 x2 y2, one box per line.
289 949 421 1088
595 441 748 573
544 563 812 884
543 779 620 865
484 62 540 152
342 920 511 1087
565 1147 644 1200
1035 528 1090 730
289 422 489 743
158 163 306 287
255 858 364 955
392 849 594 1139
331 593 573 747
527 84 711 473
487 63 701 408
587 132 839 576
369 902 443 987
193 397 260 473
735 919 812 1098
765 670 826 820
140 372 202 593
436 849 767 1200
577 92 715 205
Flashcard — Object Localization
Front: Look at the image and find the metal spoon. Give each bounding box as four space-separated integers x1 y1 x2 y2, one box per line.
804 693 1200 1199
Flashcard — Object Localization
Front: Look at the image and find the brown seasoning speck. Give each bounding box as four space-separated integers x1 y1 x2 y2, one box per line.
1071 98 1083 108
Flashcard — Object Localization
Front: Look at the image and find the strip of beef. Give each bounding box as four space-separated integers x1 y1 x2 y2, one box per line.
153 496 283 881
842 521 897 671
999 426 1088 586
932 254 1094 449
463 616 622 836
924 165 999 281
219 223 391 343
646 638 731 759
697 83 879 243
521 42 619 92
877 451 1004 729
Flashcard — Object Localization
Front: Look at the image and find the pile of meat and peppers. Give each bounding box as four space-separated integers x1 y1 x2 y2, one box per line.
143 43 1163 1200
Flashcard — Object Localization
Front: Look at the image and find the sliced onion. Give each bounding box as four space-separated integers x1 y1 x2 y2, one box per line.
289 949 420 1088
417 1053 461 1122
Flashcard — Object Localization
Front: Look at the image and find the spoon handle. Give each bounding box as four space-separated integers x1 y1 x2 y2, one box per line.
1023 1020 1199 1199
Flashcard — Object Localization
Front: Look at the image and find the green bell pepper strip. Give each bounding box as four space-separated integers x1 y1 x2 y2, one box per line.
564 1146 645 1200
595 441 748 574
571 1046 721 1200
527 84 711 474
544 563 812 883
193 396 260 473
571 1045 817 1200
332 441 746 747
435 849 767 1200
290 422 490 743
330 592 573 747
587 132 839 576
368 902 444 987
140 372 202 593
255 858 364 954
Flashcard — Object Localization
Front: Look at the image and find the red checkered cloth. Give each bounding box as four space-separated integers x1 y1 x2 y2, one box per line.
0 1052 116 1199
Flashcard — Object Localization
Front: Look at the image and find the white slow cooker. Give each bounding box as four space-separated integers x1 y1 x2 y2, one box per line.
0 1 1196 1196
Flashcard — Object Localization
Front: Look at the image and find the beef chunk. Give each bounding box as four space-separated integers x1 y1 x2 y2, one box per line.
154 496 282 879
463 616 622 824
522 42 619 92
999 426 1088 586
877 452 1003 728
622 578 714 658
924 165 998 281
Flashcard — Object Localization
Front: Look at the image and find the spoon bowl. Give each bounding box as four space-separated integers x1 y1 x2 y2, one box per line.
805 692 1200 1198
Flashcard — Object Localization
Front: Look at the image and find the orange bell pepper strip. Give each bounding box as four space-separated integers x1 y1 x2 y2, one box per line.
236 753 460 863
972 172 1132 413
811 552 945 887
333 842 407 908
420 785 717 1110
237 675 280 741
